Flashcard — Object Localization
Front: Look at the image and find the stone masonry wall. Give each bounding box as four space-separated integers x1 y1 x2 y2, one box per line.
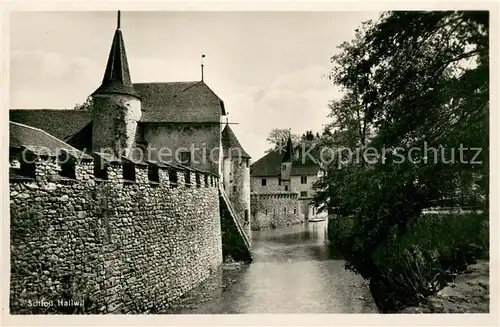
229 158 251 239
250 193 304 230
9 157 222 314
140 123 221 175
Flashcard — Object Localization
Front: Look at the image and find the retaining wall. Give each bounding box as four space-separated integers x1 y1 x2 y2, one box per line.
250 192 304 230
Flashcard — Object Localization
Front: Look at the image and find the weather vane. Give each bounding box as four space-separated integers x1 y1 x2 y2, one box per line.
201 54 205 81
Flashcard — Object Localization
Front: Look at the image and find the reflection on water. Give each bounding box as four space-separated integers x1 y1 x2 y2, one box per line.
167 221 378 314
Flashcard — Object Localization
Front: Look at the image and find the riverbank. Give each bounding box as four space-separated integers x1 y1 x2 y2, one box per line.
328 213 489 312
402 260 489 313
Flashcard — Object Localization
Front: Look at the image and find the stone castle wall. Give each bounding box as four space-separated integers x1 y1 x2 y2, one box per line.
250 192 304 230
139 123 221 175
9 156 223 314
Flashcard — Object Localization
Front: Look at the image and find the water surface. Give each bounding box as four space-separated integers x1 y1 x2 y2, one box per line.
168 220 377 313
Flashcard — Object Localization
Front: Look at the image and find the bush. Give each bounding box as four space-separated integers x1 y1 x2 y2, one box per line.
328 213 489 312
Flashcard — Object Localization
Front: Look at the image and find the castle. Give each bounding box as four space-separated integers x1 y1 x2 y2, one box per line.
250 134 322 230
9 11 252 313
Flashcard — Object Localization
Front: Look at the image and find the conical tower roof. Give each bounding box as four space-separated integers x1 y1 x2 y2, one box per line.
92 11 139 98
222 124 251 159
281 132 294 162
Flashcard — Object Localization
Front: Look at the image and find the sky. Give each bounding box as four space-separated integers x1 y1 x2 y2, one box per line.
10 11 380 160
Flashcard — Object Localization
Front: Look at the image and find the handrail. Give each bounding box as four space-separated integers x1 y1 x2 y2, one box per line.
219 186 252 249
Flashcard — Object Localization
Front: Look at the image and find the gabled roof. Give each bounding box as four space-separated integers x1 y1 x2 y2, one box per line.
250 141 322 177
9 80 226 136
221 124 251 159
9 109 92 141
250 150 282 177
92 12 139 98
9 122 92 159
134 81 225 123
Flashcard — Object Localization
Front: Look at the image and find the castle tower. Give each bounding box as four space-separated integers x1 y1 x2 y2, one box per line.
91 11 141 158
280 132 293 192
221 123 252 237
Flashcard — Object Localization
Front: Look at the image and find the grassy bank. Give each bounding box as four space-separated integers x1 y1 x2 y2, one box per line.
328 213 489 312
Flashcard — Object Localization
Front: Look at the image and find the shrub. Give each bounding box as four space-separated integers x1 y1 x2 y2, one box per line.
328 213 489 312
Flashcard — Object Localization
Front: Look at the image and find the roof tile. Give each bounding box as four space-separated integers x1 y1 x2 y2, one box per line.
9 110 92 140
10 122 92 160
250 142 322 177
134 81 225 123
221 124 250 158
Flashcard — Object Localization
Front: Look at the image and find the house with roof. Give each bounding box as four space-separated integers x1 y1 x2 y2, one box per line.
250 133 322 228
11 16 229 176
9 11 252 233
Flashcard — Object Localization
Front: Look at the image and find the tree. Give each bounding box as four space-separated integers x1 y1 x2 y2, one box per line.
314 11 488 284
321 126 332 136
265 128 301 153
73 96 94 111
301 130 316 141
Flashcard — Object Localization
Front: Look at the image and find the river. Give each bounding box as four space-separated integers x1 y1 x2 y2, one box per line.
166 220 378 314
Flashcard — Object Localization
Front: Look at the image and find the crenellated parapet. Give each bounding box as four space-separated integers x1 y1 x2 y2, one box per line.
250 191 304 231
9 146 222 314
251 191 299 200
9 147 220 191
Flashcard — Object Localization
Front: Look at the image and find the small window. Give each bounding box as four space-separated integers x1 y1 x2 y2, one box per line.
300 191 308 197
244 210 249 223
204 174 209 187
285 185 289 191
265 209 268 215
179 151 191 166
301 176 308 184
278 177 282 186
233 185 237 193
123 161 136 182
284 207 287 214
282 164 286 171
185 170 191 187
148 166 159 183
261 178 267 186
210 176 214 187
245 159 249 168
294 208 297 214
169 169 178 187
